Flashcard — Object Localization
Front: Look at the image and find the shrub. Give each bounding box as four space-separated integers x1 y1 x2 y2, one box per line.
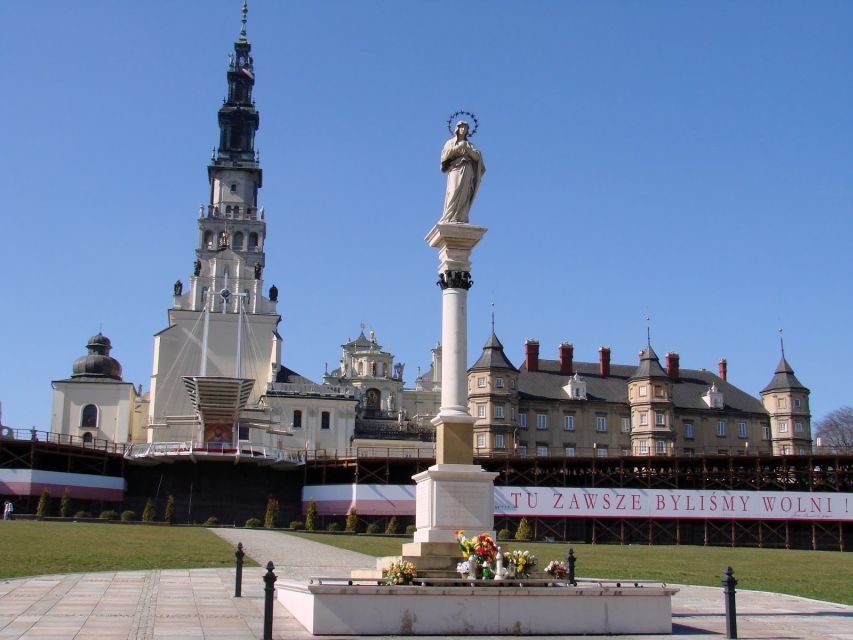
515 517 532 541
305 499 318 531
264 497 280 529
405 524 417 535
36 489 51 517
204 516 219 526
245 517 262 528
74 510 92 519
345 508 358 533
366 523 381 534
326 522 341 532
142 499 156 522
164 495 176 524
498 527 513 541
384 516 399 535
60 488 72 518
99 510 118 520
289 520 304 530
120 510 136 522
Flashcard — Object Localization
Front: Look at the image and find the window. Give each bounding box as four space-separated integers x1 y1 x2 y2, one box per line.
293 410 302 429
477 377 486 388
494 434 505 448
511 379 516 390
517 444 527 456
639 412 648 426
80 404 98 428
797 447 806 455
233 231 244 250
656 440 666 454
238 426 249 441
477 405 486 418
476 434 486 448
595 446 608 458
230 183 237 193
782 446 790 455
655 412 665 426
511 407 516 420
518 413 527 428
495 404 505 419
248 232 259 251
738 422 747 438
638 385 648 397
639 440 649 454
596 416 607 432
564 415 574 431
777 397 786 409
779 421 788 433
564 447 575 457
536 414 548 430
794 421 804 433
794 398 801 408
537 445 549 457
762 425 770 440
655 385 664 398
495 377 504 388
716 420 726 437
683 448 695 457
683 422 694 439
321 411 330 430
621 417 630 433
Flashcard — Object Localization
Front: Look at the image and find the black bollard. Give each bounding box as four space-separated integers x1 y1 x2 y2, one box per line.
234 542 245 597
722 566 738 639
566 548 577 586
263 561 277 640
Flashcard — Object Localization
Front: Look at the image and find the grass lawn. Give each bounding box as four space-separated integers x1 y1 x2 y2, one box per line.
0 521 256 579
285 531 853 605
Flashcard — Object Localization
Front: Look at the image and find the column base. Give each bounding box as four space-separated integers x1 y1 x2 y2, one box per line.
412 463 498 544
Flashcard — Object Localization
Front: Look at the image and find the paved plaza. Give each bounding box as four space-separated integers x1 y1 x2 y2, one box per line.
0 529 850 639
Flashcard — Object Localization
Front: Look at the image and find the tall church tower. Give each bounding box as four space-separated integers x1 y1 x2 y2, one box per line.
148 3 282 443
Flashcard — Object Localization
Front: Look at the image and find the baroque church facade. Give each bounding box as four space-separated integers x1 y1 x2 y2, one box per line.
49 6 812 461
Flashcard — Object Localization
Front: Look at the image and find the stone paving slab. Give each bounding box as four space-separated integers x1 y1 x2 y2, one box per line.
0 528 849 639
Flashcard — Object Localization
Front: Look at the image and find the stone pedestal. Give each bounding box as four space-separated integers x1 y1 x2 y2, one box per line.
411 463 498 544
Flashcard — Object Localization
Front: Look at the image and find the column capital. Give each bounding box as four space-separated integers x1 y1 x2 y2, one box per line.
425 223 488 275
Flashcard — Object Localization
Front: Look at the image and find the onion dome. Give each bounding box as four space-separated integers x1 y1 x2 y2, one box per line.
71 333 123 380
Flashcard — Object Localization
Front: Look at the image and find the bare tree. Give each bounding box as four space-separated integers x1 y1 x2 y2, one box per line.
814 406 853 454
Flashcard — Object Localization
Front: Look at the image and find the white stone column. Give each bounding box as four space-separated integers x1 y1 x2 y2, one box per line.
409 222 496 546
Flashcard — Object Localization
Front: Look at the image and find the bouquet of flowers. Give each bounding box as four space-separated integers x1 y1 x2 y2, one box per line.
544 560 568 579
455 530 498 578
455 530 498 565
383 560 417 586
507 549 537 578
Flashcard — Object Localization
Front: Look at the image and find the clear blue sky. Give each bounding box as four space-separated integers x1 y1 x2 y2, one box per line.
1 1 851 430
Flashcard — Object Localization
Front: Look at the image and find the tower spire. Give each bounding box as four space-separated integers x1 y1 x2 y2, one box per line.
240 1 248 41
778 326 785 358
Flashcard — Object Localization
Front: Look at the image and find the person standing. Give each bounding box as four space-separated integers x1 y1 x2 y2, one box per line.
3 500 13 520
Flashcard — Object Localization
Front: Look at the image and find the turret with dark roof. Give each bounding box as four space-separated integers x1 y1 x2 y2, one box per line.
629 345 668 380
762 356 808 393
469 332 517 372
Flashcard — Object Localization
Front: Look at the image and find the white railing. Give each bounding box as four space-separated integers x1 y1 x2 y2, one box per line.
123 441 306 464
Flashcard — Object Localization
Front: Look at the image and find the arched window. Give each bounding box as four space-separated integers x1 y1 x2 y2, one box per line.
203 230 213 249
233 232 244 251
82 432 94 444
248 232 258 251
81 404 98 428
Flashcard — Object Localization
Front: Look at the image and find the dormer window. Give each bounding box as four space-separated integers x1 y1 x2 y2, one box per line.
703 383 724 409
563 373 587 400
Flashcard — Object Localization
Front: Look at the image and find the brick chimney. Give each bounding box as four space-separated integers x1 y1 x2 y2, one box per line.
718 358 728 381
525 339 540 372
598 346 611 377
559 342 573 375
665 352 680 380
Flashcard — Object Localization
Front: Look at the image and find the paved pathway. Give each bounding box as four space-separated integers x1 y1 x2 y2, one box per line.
0 528 850 639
